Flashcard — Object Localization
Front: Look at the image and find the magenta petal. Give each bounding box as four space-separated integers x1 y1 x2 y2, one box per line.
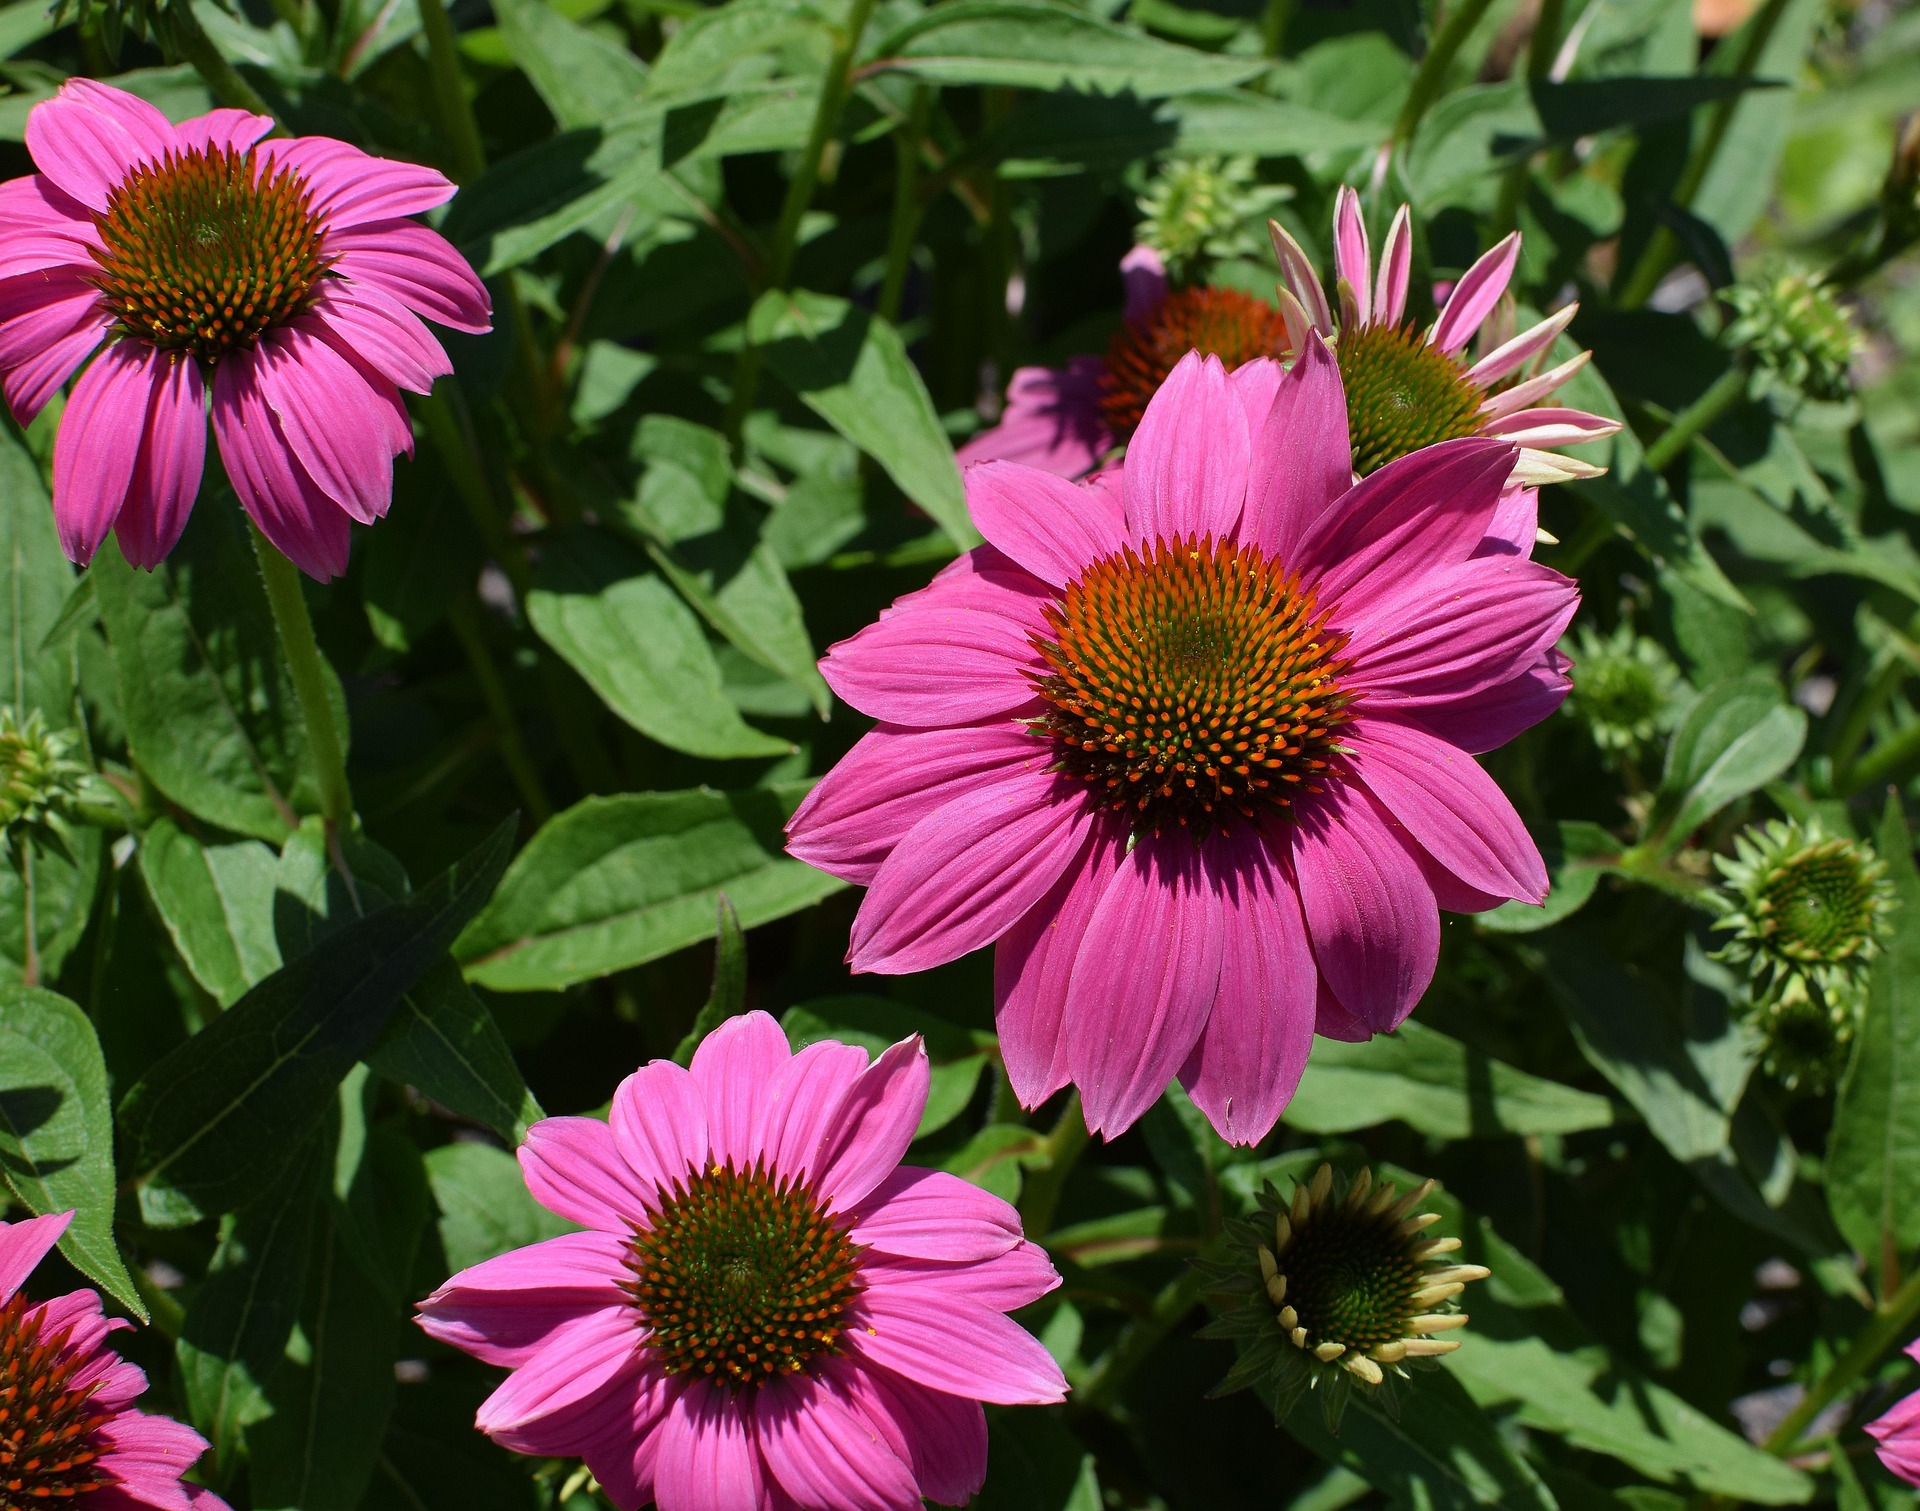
847 1168 1022 1261
756 1371 920 1511
263 136 458 226
849 764 1092 975
964 460 1125 588
114 351 205 569
1410 651 1571 753
1177 828 1315 1145
1291 782 1439 1033
0 271 108 424
862 1241 1060 1313
610 1060 709 1196
1299 437 1511 604
52 342 156 566
309 280 452 394
329 219 492 332
1476 485 1537 560
786 722 1046 886
1375 205 1412 328
993 822 1122 1108
1064 833 1226 1139
0 233 100 282
1346 716 1546 905
25 80 174 213
819 605 1043 729
1431 232 1520 355
415 1231 631 1368
474 1304 643 1437
518 1115 655 1230
653 1379 769 1511
954 359 1112 479
0 1212 71 1303
845 1288 1066 1406
854 1369 987 1509
1242 332 1352 561
210 349 356 581
1314 980 1371 1042
760 1040 871 1186
1229 356 1283 435
1332 187 1372 325
578 1375 676 1511
254 325 403 524
811 1037 930 1211
1123 351 1248 545
687 1010 790 1170
174 108 274 154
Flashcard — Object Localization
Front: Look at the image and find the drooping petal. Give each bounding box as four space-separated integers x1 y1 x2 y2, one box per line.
0 233 101 282
114 350 206 569
954 359 1112 479
755 1370 920 1511
609 1059 709 1196
254 324 406 524
0 174 103 243
1176 827 1315 1146
844 1288 1067 1406
1374 204 1412 328
1431 232 1520 355
415 1231 633 1368
209 351 356 581
3 311 108 427
964 460 1126 588
1332 186 1372 326
811 1037 930 1211
848 764 1093 975
52 342 157 565
1122 352 1248 545
992 822 1122 1108
687 1011 790 1170
1465 302 1578 387
652 1379 771 1511
1290 781 1439 1032
786 722 1045 886
1241 332 1352 561
1064 832 1226 1139
0 269 108 423
25 79 175 212
847 1168 1023 1262
1345 716 1546 904
1479 350 1591 420
518 1115 659 1230
328 219 492 332
1479 406 1621 449
579 1375 676 1511
0 1211 71 1303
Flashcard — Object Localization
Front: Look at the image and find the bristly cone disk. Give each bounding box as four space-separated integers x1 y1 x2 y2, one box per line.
1198 1164 1487 1431
0 1291 110 1505
1335 322 1487 476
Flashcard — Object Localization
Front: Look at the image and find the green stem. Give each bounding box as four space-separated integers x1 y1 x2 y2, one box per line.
1642 362 1750 474
1078 1266 1211 1410
1528 0 1564 78
1260 0 1295 57
1016 1093 1090 1242
877 87 932 326
166 0 278 118
1838 718 1920 798
724 0 881 440
1392 0 1500 146
416 0 487 184
417 389 531 601
1617 0 1792 308
1764 1264 1920 1455
447 596 554 825
248 524 353 828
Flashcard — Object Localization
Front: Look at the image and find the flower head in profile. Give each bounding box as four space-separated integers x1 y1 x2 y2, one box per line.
1869 1343 1920 1486
0 79 491 581
790 344 1578 1144
956 245 1291 477
1269 187 1618 484
1200 1165 1485 1430
0 1208 227 1509
416 1013 1065 1511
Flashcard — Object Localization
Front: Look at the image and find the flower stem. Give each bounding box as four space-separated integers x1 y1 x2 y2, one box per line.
248 524 353 828
1764 1263 1920 1455
1642 362 1750 475
1528 0 1565 78
447 595 554 824
877 87 932 325
1078 1266 1211 1411
1017 1092 1090 1242
1617 0 1792 308
415 0 487 184
165 0 278 119
1392 0 1500 147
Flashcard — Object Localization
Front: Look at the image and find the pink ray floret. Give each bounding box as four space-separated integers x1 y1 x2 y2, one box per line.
416 1013 1066 1511
0 1210 228 1510
1870 1342 1920 1486
789 345 1580 1145
0 79 491 580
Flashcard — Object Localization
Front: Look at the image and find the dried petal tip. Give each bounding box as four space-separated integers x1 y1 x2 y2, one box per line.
1205 1164 1487 1431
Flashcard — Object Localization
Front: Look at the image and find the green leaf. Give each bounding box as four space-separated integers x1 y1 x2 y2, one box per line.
673 896 748 1066
869 0 1264 96
1827 794 1920 1271
942 1123 1046 1202
1479 821 1621 934
0 831 101 988
1162 89 1385 155
425 1140 574 1273
91 512 345 842
1650 673 1806 850
783 996 993 1137
363 1376 542 1511
368 961 543 1145
1281 1019 1617 1139
139 819 281 1008
1690 0 1827 245
176 1136 326 1474
118 822 514 1226
1528 75 1782 139
455 785 844 992
0 421 76 723
748 291 979 551
974 1406 1102 1511
491 0 648 129
526 523 791 759
0 985 142 1317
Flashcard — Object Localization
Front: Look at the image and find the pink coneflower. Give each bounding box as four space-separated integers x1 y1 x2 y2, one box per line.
1869 1343 1920 1485
0 1209 227 1509
0 79 490 580
789 345 1578 1144
416 1012 1066 1511
1270 187 1617 485
956 246 1291 477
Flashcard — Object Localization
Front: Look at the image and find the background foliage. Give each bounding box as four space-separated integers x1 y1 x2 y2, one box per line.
2 0 1920 1504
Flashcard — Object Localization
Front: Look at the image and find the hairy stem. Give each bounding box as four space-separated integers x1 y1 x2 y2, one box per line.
166 0 278 118
1642 362 1750 474
249 525 353 828
1765 1264 1920 1455
1018 1093 1090 1242
415 0 487 183
1392 0 1500 146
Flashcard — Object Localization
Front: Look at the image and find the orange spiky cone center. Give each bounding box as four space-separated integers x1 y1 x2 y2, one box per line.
0 1292 110 1506
1098 286 1292 441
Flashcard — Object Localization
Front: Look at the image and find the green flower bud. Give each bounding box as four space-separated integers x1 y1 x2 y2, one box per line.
1722 268 1861 404
0 707 88 862
1200 1165 1486 1431
1136 157 1289 283
1563 622 1685 766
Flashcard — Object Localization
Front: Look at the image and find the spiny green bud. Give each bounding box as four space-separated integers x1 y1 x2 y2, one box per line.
1722 269 1861 403
1563 622 1685 766
1136 157 1289 283
1199 1165 1486 1432
1711 819 1896 1091
0 707 88 862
